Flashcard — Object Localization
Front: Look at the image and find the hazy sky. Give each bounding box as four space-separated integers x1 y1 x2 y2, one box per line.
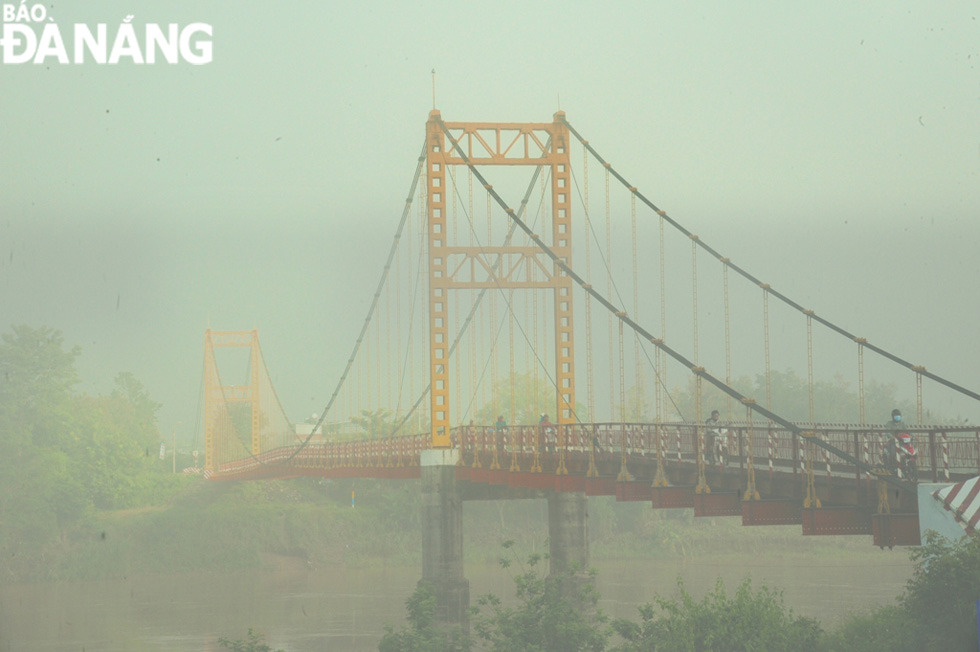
2 1 979 443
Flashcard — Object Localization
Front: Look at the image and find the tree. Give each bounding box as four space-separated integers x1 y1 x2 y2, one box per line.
0 324 80 453
218 629 285 652
72 373 164 509
666 368 916 425
0 325 87 577
0 325 173 579
473 372 574 427
899 531 980 651
609 578 821 652
821 605 906 652
110 371 162 450
471 544 609 652
352 408 397 439
824 532 980 652
378 583 469 652
380 543 608 652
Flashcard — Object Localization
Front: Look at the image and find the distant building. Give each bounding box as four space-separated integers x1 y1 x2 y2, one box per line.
295 420 324 443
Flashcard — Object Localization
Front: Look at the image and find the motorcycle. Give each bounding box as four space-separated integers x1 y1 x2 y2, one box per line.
884 432 918 482
705 427 729 466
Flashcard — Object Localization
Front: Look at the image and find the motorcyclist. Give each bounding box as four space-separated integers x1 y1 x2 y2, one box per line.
883 409 917 481
885 408 904 432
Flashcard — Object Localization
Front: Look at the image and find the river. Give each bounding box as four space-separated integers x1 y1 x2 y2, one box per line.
0 552 912 651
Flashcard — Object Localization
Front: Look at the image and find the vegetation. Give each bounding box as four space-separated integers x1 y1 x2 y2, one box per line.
381 532 977 652
825 531 980 652
472 371 574 426
379 544 609 652
0 325 189 581
666 369 923 424
0 323 936 583
471 544 608 652
380 546 819 652
218 629 285 652
378 584 470 652
3 323 978 649
609 579 822 652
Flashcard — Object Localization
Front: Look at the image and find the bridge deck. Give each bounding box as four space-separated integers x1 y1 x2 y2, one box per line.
210 423 979 547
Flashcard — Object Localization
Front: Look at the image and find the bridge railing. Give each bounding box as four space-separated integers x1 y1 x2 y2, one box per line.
210 422 980 483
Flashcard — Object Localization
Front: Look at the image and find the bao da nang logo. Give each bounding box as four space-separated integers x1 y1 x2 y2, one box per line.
1 2 212 65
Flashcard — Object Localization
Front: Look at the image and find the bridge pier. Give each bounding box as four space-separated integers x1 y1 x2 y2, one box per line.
547 490 589 576
420 449 469 628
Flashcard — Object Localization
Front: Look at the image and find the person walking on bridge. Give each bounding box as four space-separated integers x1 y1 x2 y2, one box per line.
539 413 555 453
495 415 507 455
705 409 722 465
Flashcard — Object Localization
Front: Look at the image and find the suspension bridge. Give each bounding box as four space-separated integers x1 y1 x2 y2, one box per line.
199 109 980 625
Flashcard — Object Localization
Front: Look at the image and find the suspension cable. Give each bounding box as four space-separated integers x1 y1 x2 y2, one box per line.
857 338 866 425
660 207 668 420
563 120 980 403
631 188 642 417
723 258 732 419
385 146 554 439
806 310 815 424
276 142 427 463
691 235 700 367
488 187 498 424
452 169 460 422
605 164 614 421
763 284 772 413
583 141 596 423
434 115 912 493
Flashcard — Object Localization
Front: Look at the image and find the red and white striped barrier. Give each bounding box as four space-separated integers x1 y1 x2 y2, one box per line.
768 430 774 478
942 432 950 482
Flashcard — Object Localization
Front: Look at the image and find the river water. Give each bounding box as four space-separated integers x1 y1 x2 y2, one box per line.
0 552 912 651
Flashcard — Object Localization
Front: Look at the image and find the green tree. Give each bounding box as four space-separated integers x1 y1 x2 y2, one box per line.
824 532 980 652
471 544 608 652
610 578 821 652
353 407 397 439
71 373 164 509
0 324 80 453
899 531 980 651
0 326 87 578
218 629 285 652
0 325 173 579
666 368 916 425
821 605 905 652
473 372 572 427
378 583 469 652
380 544 608 652
110 371 162 451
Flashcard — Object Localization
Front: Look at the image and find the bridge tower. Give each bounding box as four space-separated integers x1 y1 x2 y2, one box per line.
422 111 586 628
203 329 262 471
425 109 576 448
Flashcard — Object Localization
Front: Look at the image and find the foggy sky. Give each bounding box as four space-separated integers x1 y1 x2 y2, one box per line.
2 1 979 444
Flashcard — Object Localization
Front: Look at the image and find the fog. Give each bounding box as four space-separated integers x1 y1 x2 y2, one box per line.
3 2 978 438
2 2 979 650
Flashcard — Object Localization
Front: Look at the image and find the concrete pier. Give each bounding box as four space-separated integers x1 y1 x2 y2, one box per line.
420 449 469 626
547 490 589 574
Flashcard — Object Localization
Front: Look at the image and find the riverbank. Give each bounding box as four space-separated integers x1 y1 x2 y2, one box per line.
16 475 903 584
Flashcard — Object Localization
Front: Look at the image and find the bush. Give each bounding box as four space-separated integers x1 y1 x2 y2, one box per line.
610 578 822 652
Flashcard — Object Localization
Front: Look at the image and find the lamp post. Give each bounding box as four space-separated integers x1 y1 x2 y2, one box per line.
172 422 182 474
